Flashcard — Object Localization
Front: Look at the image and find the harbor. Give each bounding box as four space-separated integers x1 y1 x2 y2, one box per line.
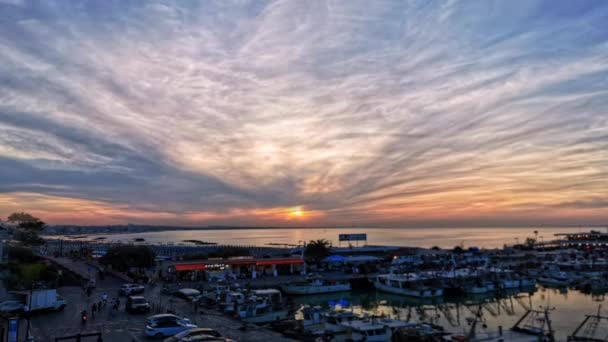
3 227 608 341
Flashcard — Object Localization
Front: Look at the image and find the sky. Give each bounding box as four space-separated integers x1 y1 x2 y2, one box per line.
0 0 607 227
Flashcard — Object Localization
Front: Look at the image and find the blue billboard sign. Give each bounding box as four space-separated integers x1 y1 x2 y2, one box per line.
339 233 367 242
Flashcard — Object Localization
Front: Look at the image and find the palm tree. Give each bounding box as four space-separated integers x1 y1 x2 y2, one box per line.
304 239 331 265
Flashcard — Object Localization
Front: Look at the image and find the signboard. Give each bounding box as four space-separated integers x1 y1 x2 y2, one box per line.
7 317 18 342
339 234 367 242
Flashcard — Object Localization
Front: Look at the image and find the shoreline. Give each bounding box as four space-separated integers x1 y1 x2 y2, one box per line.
43 224 603 237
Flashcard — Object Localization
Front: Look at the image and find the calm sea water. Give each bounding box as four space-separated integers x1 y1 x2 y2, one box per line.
57 226 596 248
292 287 608 341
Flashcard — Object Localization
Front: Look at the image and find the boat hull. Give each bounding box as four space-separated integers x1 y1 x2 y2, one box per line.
282 284 351 295
374 282 443 298
241 309 290 324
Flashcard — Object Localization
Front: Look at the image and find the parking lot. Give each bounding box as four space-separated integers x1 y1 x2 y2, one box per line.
27 271 294 342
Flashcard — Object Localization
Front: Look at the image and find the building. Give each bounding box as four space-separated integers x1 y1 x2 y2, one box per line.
165 256 305 281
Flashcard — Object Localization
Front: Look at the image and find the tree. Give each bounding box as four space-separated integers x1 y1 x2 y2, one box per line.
7 212 45 245
304 239 331 265
99 245 156 272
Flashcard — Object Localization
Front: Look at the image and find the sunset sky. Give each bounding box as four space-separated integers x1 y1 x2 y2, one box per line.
0 0 607 227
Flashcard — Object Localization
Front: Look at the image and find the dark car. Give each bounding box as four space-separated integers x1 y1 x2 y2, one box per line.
180 336 235 342
163 328 222 342
173 288 201 301
126 296 151 314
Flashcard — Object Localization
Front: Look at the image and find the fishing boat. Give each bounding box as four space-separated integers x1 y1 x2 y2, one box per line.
281 276 351 295
519 277 536 288
323 309 360 333
511 308 555 342
338 320 392 341
238 302 290 324
568 305 608 341
538 271 572 287
374 274 444 298
465 280 496 294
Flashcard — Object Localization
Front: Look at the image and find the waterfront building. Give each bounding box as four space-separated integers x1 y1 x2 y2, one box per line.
166 256 305 281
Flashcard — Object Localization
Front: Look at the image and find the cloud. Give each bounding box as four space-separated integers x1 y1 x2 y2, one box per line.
0 0 607 226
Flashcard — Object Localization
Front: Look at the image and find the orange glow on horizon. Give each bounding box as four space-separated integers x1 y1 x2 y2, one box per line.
288 206 304 219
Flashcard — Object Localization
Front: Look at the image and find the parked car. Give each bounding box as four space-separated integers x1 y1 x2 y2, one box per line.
174 288 201 301
145 320 197 338
164 328 221 342
147 314 191 326
0 301 26 314
126 296 150 314
119 283 145 296
180 336 235 342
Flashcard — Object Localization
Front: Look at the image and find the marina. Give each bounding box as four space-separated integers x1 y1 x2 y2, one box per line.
13 227 608 341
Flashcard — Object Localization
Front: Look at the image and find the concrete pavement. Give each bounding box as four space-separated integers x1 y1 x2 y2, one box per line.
31 258 295 341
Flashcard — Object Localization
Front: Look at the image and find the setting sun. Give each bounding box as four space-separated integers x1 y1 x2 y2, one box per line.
288 206 304 218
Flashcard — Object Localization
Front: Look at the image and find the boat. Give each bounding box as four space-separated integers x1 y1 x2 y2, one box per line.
392 322 448 341
374 274 444 298
465 280 495 294
568 305 608 341
338 320 392 341
239 302 290 324
450 305 548 342
281 276 351 295
323 309 360 333
511 308 555 342
519 277 536 288
538 271 572 287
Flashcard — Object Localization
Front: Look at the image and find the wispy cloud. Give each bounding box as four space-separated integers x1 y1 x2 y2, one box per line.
0 0 607 226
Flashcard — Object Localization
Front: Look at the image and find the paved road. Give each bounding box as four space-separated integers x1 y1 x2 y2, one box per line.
30 259 295 341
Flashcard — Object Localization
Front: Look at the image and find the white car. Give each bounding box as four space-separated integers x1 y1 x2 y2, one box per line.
119 283 145 296
145 320 197 338
0 301 26 314
147 314 191 326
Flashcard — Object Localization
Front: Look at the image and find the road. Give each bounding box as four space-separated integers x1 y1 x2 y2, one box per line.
28 260 295 342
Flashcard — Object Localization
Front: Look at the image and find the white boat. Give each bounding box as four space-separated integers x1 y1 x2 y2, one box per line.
282 277 351 295
323 310 360 333
338 320 392 341
239 303 290 324
374 274 443 298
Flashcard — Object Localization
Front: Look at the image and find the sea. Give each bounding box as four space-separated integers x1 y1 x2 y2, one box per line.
292 287 607 341
50 226 599 249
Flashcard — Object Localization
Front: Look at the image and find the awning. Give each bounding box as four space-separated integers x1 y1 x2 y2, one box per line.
256 258 304 266
174 263 206 271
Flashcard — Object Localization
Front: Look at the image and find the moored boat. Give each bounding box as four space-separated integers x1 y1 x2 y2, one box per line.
374 274 444 298
282 276 351 295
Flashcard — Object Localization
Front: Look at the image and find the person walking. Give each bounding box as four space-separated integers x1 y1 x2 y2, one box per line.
91 302 97 319
102 292 108 306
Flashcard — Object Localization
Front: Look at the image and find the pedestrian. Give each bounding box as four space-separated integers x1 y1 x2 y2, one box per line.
102 292 108 306
98 300 103 310
91 303 97 319
112 297 119 310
